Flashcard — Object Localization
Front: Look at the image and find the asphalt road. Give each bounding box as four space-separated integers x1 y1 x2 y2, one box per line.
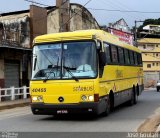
0 89 160 134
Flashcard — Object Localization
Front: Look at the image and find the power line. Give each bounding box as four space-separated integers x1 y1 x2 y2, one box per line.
24 0 50 7
113 0 147 19
83 0 92 7
100 0 139 23
87 8 160 14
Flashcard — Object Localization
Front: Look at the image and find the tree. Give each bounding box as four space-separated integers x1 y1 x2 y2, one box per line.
136 18 160 38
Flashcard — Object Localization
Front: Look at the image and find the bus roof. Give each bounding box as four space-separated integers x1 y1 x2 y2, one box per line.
34 29 141 53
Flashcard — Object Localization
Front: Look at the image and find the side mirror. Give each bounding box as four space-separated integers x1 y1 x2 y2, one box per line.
33 57 37 71
99 52 106 67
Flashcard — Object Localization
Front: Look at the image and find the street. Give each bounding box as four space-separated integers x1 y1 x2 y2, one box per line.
0 89 160 132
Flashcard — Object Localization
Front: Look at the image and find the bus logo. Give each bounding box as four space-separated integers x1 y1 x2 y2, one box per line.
73 86 94 92
58 97 64 102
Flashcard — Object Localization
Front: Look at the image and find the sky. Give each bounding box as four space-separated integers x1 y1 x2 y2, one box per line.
1 0 160 27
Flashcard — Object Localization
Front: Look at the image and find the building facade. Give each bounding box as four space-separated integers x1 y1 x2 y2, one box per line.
107 18 134 45
138 38 160 87
143 24 160 34
47 0 100 33
108 18 131 33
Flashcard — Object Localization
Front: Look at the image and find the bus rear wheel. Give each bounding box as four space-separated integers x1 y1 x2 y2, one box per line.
128 86 137 106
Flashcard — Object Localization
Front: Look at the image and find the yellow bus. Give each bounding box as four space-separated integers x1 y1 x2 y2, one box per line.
30 29 143 116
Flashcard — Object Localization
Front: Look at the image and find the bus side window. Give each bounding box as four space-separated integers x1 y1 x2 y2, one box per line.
124 49 130 65
118 47 125 65
137 53 142 66
134 52 138 65
104 42 111 64
111 45 118 64
129 50 134 65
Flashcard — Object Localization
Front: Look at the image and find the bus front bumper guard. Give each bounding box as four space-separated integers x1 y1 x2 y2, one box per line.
31 101 106 115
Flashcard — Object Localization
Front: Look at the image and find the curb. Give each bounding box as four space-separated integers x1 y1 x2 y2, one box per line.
137 107 160 133
0 99 30 111
156 124 160 132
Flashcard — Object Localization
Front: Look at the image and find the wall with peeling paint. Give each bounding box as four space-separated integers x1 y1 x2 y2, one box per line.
47 3 100 34
0 15 30 48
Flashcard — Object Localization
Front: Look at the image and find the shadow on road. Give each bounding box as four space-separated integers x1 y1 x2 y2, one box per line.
36 90 160 122
39 102 134 121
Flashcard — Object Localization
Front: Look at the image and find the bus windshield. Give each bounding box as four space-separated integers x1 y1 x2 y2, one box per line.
32 41 97 80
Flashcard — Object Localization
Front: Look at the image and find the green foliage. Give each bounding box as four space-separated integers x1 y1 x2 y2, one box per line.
138 18 160 32
136 18 160 38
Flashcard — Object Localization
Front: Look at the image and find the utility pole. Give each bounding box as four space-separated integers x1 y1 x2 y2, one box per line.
57 0 70 32
134 20 144 47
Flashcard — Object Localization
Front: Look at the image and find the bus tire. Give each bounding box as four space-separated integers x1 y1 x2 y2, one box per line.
137 84 140 96
102 97 110 116
129 86 137 106
109 91 114 112
134 86 138 104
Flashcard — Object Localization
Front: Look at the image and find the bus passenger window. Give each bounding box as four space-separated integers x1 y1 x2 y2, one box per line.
104 43 111 64
137 53 142 66
134 52 138 65
111 45 118 63
124 49 130 65
118 47 125 64
129 51 134 65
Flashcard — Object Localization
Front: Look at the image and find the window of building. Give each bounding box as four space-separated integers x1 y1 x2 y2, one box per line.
157 63 159 66
153 53 155 57
143 45 146 49
147 64 151 68
153 63 155 66
156 53 158 57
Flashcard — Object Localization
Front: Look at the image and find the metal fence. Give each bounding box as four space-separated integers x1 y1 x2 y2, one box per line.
0 86 30 102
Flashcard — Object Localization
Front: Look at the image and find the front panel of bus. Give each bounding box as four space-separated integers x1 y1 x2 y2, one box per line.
30 40 103 115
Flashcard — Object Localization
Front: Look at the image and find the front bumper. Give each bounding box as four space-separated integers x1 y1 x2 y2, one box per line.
31 101 106 115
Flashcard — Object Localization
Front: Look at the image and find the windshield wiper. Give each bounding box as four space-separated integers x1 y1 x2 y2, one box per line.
63 66 79 82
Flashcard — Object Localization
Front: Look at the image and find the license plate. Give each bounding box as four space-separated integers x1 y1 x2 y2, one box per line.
57 110 68 114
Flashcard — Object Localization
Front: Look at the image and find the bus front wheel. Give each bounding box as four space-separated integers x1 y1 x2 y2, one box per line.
102 97 111 116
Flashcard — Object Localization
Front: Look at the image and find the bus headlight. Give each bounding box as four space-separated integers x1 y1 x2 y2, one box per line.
88 95 94 101
81 95 87 101
37 96 43 102
32 96 38 101
32 96 43 102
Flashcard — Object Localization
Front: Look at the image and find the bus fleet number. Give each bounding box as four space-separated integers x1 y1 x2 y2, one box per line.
32 88 46 92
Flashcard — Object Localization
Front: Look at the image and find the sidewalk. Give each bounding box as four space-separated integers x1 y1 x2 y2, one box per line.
137 107 160 132
0 99 30 111
144 87 156 91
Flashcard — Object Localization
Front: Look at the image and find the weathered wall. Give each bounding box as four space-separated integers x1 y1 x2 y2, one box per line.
70 5 83 31
70 4 100 31
144 72 160 88
0 15 30 48
47 9 59 33
47 3 100 34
